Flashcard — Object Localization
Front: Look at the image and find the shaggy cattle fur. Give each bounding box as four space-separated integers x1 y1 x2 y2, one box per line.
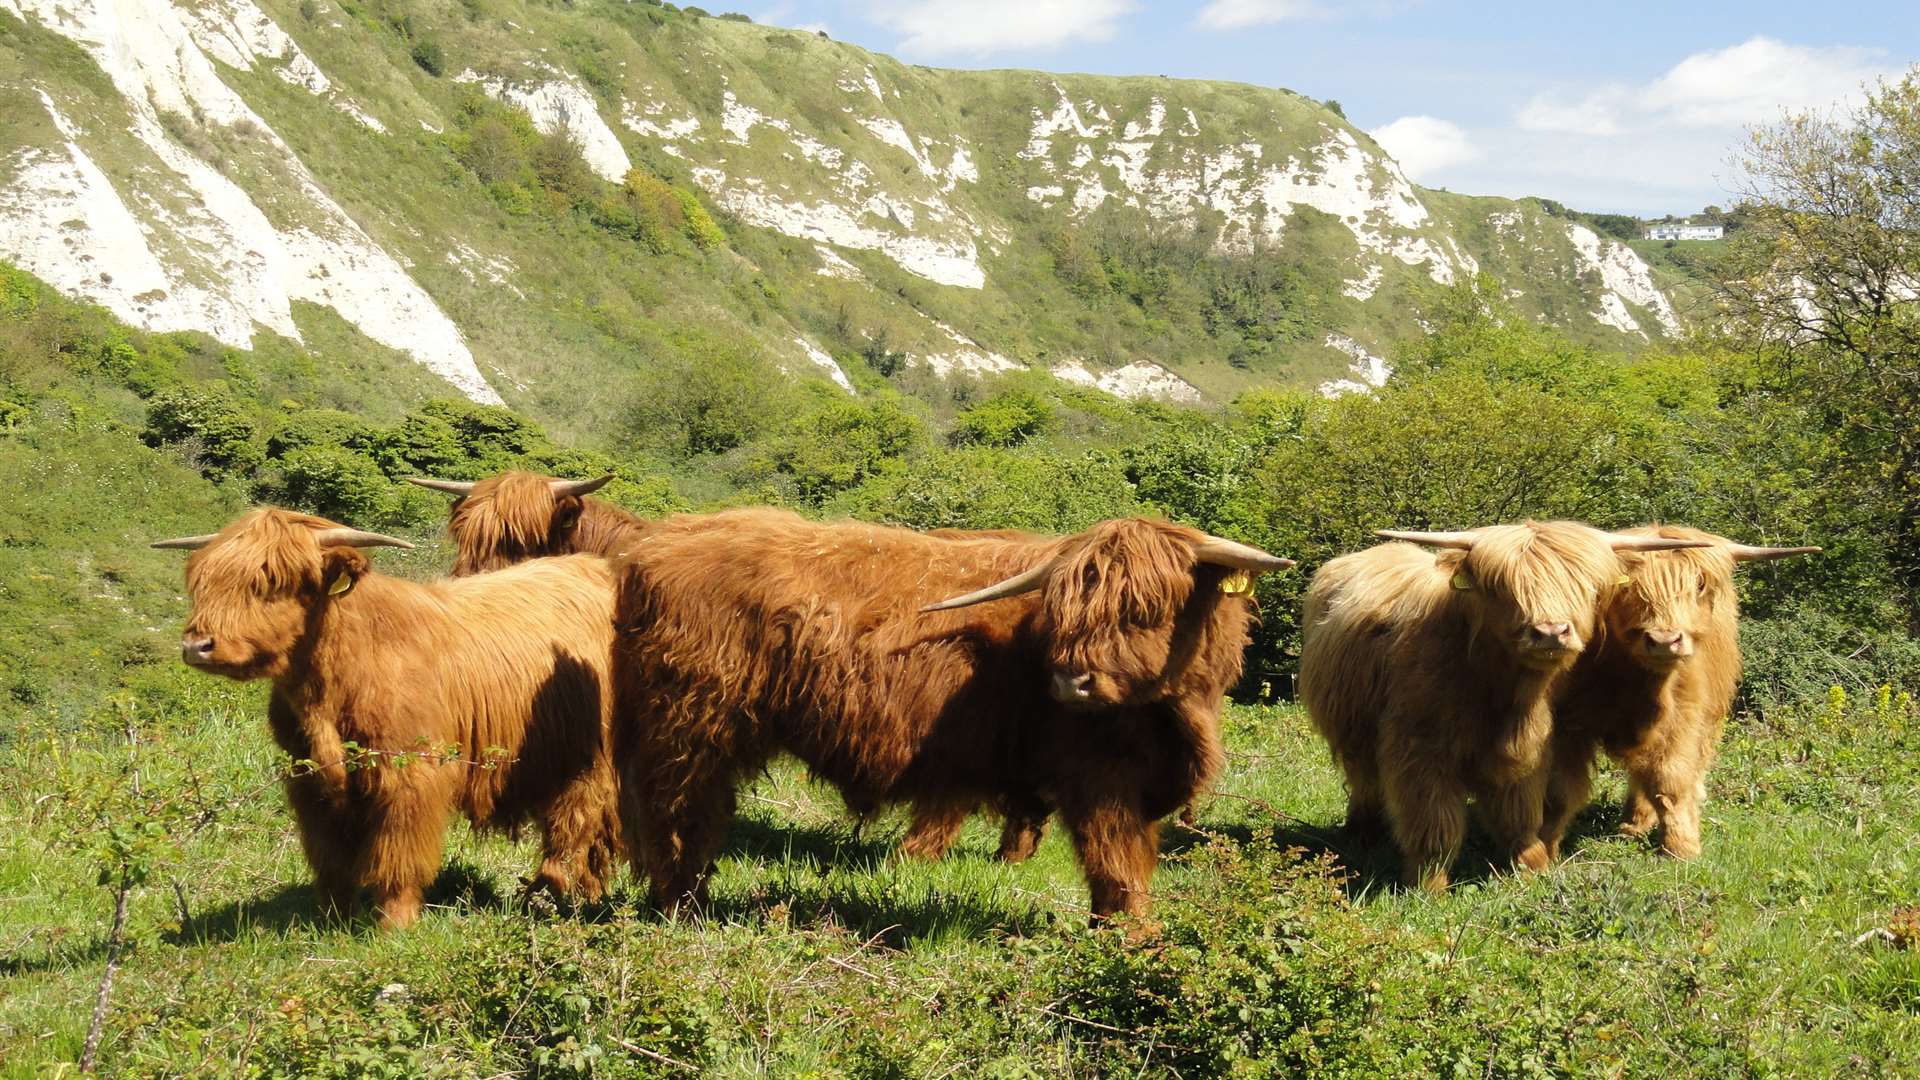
409 472 643 576
1299 522 1708 890
1542 526 1818 860
605 508 1288 922
156 509 623 928
419 473 1052 864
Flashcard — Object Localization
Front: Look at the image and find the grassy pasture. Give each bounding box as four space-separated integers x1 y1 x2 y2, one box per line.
2 676 1914 1076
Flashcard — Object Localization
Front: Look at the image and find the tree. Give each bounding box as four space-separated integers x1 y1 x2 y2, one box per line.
1715 74 1920 611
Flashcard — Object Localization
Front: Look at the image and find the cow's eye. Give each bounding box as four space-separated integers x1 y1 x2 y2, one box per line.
1082 565 1101 590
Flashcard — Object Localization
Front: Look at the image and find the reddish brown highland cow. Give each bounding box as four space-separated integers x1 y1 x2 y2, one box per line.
1298 522 1710 890
604 507 1292 922
1541 525 1819 860
412 470 1052 863
405 472 631 575
154 509 622 928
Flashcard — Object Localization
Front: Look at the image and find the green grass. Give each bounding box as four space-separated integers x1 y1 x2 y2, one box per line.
3 684 1913 1076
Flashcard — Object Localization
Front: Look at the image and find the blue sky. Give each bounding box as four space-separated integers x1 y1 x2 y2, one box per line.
749 2 1920 215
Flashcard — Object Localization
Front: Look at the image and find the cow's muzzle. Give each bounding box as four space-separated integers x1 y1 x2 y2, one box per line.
1050 670 1095 704
181 636 216 666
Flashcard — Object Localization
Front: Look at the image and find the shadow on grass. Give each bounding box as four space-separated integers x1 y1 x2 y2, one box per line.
696 817 1055 944
167 859 509 944
1165 795 1635 901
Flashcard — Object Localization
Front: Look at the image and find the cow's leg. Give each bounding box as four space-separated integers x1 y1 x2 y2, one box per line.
1619 774 1660 839
994 797 1049 863
284 774 361 920
359 774 453 930
1382 759 1467 892
1059 787 1158 928
898 798 972 861
1539 736 1596 862
530 756 620 903
625 756 737 916
1478 768 1551 874
1625 739 1713 860
1343 763 1389 844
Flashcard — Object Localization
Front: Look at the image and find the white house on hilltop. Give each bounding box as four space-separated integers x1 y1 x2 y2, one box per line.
1646 223 1725 241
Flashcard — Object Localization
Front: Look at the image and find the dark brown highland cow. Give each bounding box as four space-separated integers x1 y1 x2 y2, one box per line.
1542 525 1818 861
1298 522 1711 891
154 509 622 928
413 471 1051 863
605 507 1292 922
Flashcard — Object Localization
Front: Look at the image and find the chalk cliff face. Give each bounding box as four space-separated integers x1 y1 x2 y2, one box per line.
0 0 1684 420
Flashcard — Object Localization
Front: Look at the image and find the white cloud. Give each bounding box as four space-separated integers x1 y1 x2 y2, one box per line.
1195 0 1324 30
871 0 1139 58
1370 115 1476 179
1518 37 1894 136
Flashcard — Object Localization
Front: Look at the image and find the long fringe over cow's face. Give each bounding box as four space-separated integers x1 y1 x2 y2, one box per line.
156 509 409 681
926 519 1293 708
444 473 586 575
1605 526 1818 669
1437 522 1623 669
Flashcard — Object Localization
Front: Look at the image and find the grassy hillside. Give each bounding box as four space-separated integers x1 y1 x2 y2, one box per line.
1 0 1699 438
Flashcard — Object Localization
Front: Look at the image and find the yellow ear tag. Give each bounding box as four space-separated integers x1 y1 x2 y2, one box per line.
1613 574 1632 587
328 574 354 596
1450 570 1473 591
1220 571 1254 595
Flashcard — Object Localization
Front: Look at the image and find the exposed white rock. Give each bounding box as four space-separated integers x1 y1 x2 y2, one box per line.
181 0 385 132
858 116 937 178
691 170 985 289
1026 184 1065 206
445 243 521 297
0 95 260 347
336 100 385 132
620 99 701 145
1318 333 1392 398
792 337 854 392
1566 223 1680 336
916 321 1019 377
12 0 500 402
1342 264 1384 301
457 70 632 184
813 244 862 279
1051 359 1202 403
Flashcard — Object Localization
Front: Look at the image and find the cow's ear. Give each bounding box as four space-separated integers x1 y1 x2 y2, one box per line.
319 547 370 598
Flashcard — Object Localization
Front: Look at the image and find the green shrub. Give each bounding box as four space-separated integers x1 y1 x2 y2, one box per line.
771 392 925 504
950 388 1054 448
266 445 406 527
142 384 263 481
410 38 446 76
625 330 784 457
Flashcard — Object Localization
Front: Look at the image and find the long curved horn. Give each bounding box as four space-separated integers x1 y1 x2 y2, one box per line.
1727 543 1822 562
1194 535 1296 572
313 528 414 550
1375 529 1479 550
550 474 614 497
1604 533 1715 553
150 534 220 550
920 559 1054 612
405 477 475 495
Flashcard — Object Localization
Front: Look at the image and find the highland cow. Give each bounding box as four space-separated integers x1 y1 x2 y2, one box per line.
406 472 629 575
153 509 623 928
1298 522 1710 890
606 508 1292 922
1541 526 1819 860
413 472 1052 864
